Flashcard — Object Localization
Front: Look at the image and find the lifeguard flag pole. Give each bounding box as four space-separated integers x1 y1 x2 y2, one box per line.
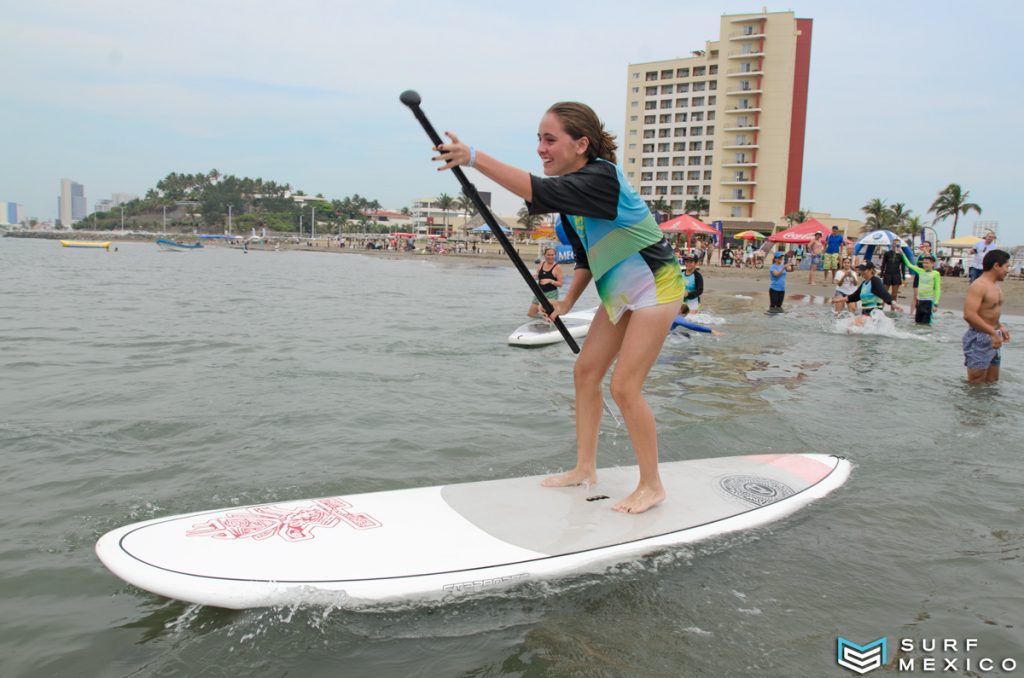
400 90 580 354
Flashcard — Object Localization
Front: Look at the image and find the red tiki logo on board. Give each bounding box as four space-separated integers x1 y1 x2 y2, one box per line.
186 497 381 542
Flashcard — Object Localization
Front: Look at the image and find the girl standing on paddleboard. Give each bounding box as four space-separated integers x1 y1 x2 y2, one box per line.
432 102 685 514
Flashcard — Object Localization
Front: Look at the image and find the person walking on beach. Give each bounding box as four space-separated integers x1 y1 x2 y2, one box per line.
968 231 997 283
768 251 792 311
880 241 906 301
432 101 685 514
527 246 564 318
962 249 1011 383
807 231 824 285
823 226 845 286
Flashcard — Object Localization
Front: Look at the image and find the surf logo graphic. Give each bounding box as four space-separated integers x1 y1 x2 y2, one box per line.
718 475 794 506
186 497 381 542
836 637 887 675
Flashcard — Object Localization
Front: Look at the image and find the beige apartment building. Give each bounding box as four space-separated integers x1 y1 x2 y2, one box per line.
623 10 812 235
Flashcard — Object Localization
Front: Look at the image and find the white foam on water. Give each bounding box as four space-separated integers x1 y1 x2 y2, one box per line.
831 310 928 341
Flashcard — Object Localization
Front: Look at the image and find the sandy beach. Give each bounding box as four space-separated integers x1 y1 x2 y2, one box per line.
262 238 1024 316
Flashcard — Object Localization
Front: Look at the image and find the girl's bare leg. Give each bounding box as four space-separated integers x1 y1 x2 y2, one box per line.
542 306 625 487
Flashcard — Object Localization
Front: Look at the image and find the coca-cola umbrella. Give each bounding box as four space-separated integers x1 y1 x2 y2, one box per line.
767 218 829 244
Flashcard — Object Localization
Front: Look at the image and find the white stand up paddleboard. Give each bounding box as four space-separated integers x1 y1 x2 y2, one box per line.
96 453 850 609
508 307 596 347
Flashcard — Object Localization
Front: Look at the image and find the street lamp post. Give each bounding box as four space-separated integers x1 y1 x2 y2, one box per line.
227 204 233 235
312 207 316 239
162 205 167 231
120 206 125 232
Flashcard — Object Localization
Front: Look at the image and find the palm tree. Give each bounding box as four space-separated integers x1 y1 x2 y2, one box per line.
928 183 981 240
649 198 672 222
784 209 810 227
436 193 456 237
517 206 543 232
456 190 478 217
684 197 710 217
899 215 926 242
861 198 889 232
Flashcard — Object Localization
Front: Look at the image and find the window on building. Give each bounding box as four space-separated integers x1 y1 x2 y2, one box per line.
692 96 705 107
657 143 670 152
642 158 654 167
671 185 684 194
645 71 658 81
692 112 704 122
641 172 653 181
628 157 636 164
676 67 689 77
655 186 668 195
709 65 718 75
690 126 702 136
645 101 656 110
674 127 686 137
644 115 656 124
656 157 670 167
731 206 742 217
675 112 687 122
740 80 751 91
702 186 712 195
642 143 654 152
678 83 689 93
709 81 717 91
686 186 699 195
628 142 637 149
640 186 652 194
693 82 706 92
656 171 668 180
643 130 655 139
633 71 641 79
689 141 702 151
632 86 640 94
708 96 716 105
705 170 713 180
630 116 638 123
676 98 688 108
705 140 714 150
673 142 686 152
673 157 686 166
689 157 701 166
660 69 673 79
659 113 672 123
708 111 715 121
706 125 714 135
646 86 658 96
627 171 635 178
660 100 673 109
693 66 706 76
671 172 684 181
659 128 671 138
661 85 673 94
705 155 714 165
688 170 701 180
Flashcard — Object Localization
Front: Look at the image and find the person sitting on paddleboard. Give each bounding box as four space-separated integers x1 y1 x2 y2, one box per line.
528 246 564 318
682 254 704 311
432 101 685 514
839 261 903 315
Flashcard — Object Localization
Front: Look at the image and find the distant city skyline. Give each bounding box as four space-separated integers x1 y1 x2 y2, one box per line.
2 1 1020 243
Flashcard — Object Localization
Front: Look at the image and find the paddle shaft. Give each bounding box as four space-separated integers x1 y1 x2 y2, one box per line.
401 93 581 354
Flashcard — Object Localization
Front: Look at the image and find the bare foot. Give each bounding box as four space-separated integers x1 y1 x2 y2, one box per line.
541 468 597 487
612 484 666 514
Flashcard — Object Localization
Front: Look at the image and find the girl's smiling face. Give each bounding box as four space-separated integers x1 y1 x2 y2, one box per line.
537 112 589 177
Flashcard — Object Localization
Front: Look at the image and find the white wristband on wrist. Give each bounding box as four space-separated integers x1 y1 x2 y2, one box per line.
467 146 476 168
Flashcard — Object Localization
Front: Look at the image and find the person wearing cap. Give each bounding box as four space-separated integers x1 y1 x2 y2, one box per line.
840 261 903 315
823 226 845 285
682 254 704 311
768 251 793 311
901 248 941 324
806 231 824 285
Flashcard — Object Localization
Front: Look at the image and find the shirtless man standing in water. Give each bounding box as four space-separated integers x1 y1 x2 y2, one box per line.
962 249 1012 383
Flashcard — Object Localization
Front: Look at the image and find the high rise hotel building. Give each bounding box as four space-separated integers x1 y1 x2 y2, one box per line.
623 10 812 231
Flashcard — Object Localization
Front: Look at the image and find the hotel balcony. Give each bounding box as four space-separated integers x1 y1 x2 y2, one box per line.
724 125 760 133
728 30 766 40
721 160 758 168
719 195 756 203
726 87 762 95
728 50 765 59
726 69 764 78
720 178 756 185
726 105 761 113
722 141 758 149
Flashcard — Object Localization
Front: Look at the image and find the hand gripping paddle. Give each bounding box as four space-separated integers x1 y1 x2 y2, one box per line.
400 90 580 354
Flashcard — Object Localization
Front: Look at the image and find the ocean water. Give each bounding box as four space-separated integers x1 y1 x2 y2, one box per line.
1 237 1021 677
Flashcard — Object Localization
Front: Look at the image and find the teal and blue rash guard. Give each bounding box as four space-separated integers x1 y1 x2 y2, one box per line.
670 316 713 333
845 275 894 311
527 158 685 323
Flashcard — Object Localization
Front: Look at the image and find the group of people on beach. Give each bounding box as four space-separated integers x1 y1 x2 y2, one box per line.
427 100 1011 515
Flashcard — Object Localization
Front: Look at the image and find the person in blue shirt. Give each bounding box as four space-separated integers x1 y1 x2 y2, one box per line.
768 251 793 311
823 225 845 285
670 302 725 336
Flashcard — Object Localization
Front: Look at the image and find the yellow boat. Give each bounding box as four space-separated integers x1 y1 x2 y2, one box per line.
60 240 111 249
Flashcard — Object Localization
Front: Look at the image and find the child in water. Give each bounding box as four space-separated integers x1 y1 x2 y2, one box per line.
768 252 793 311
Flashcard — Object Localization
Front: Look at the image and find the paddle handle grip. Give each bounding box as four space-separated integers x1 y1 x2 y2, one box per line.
400 91 580 355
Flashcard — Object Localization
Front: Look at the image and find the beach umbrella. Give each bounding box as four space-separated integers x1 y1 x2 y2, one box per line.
658 214 717 235
853 229 901 251
734 230 765 240
938 234 982 249
472 223 511 234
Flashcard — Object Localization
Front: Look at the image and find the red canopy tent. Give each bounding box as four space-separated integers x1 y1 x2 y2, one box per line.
767 218 828 244
659 214 717 235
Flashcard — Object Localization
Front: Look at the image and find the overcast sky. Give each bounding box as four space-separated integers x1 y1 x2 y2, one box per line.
2 0 1020 242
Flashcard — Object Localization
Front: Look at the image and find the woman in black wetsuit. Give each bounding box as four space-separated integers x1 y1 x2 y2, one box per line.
527 246 564 317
